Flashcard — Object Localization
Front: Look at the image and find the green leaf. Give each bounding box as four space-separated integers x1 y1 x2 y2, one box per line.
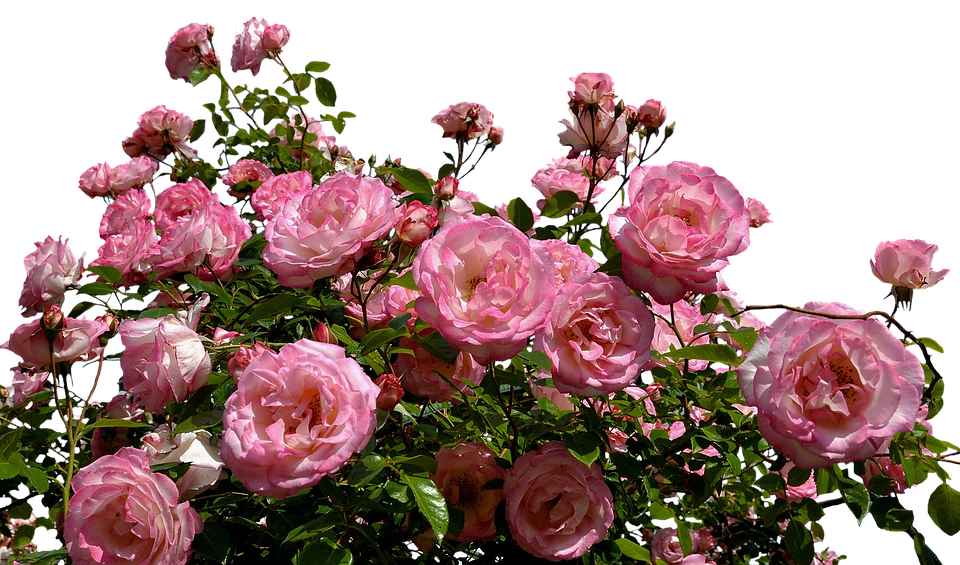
610 453 645 481
385 270 419 291
563 434 602 467
297 538 353 565
306 61 331 73
0 428 22 457
348 454 386 486
8 503 32 520
14 454 48 493
784 520 814 565
188 66 212 86
401 473 449 540
920 337 944 354
359 327 407 356
728 327 759 351
787 465 813 487
315 77 337 106
614 538 651 561
928 483 960 536
870 497 914 531
87 265 122 284
390 167 432 194
700 294 720 315
174 409 224 434
662 343 741 365
438 163 455 179
507 198 535 233
416 332 459 364
755 473 786 493
243 294 303 327
516 349 552 371
539 190 581 218
13 524 35 550
77 282 116 296
649 501 674 520
563 212 602 228
189 119 206 142
675 520 693 555
183 273 229 303
836 473 870 525
6 549 69 565
85 418 152 430
193 522 231 563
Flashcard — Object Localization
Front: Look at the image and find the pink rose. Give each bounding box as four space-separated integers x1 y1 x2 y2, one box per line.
558 106 627 159
231 17 268 75
434 175 459 200
6 365 48 406
263 172 397 288
90 219 160 288
165 22 219 82
568 72 616 107
222 159 275 198
154 179 219 232
78 163 114 198
431 102 493 141
373 373 403 410
437 189 479 226
122 106 196 160
413 215 556 364
65 448 202 565
3 316 107 368
745 197 772 228
227 342 270 383
262 24 290 52
504 441 614 561
432 443 504 542
150 202 251 282
870 239 949 310
536 272 654 396
112 156 159 194
737 302 925 468
394 335 484 402
638 99 667 128
396 201 438 247
90 394 142 460
531 161 598 210
99 190 152 238
119 301 211 413
649 527 714 565
610 162 751 303
646 299 715 372
529 373 576 411
220 339 378 498
540 239 599 285
19 236 84 317
250 170 313 221
141 425 226 499
338 271 420 337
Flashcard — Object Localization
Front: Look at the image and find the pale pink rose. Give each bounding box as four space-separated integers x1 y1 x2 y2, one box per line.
531 162 596 210
271 117 337 161
737 301 925 468
6 365 48 406
434 175 459 200
91 219 159 288
745 197 772 228
540 238 599 285
638 99 667 128
568 72 616 107
487 125 504 145
649 528 714 565
78 163 114 198
3 316 107 368
65 448 202 565
112 156 159 194
150 202 251 282
870 239 949 310
646 299 714 372
141 425 226 499
222 159 275 198
99 189 152 238
220 339 378 498
413 215 556 364
119 303 211 414
165 22 219 82
19 236 84 317
263 172 397 288
339 271 419 336
536 272 653 396
211 327 241 345
227 342 270 383
231 17 268 75
610 162 751 304
437 189 479 226
504 441 614 561
373 373 403 410
250 170 313 221
431 102 493 141
122 106 196 160
558 106 628 159
262 24 290 51
776 462 818 501
394 335 484 402
154 179 219 232
395 201 438 247
432 443 504 542
529 373 576 411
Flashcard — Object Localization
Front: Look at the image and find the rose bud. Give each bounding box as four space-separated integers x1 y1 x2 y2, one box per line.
263 24 290 52
313 322 338 345
434 176 459 201
638 99 667 128
42 304 65 334
374 373 403 410
487 125 504 146
395 201 438 247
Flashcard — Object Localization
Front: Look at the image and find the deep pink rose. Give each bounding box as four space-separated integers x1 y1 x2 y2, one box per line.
536 272 654 396
610 162 751 303
227 342 270 384
222 159 275 198
154 179 219 232
870 239 948 310
122 106 196 160
165 23 219 82
638 99 668 128
3 316 107 369
395 201 438 247
373 373 403 410
231 17 268 75
413 215 556 364
250 170 313 221
19 236 84 317
141 425 226 499
737 302 925 468
540 239 599 285
150 202 251 282
99 190 152 238
432 443 504 542
220 339 378 498
91 219 160 288
504 441 613 561
119 301 211 413
112 156 159 194
745 197 772 228
65 448 202 565
263 172 397 288
861 456 910 494
79 163 114 198
568 72 616 107
394 335 484 402
431 102 493 141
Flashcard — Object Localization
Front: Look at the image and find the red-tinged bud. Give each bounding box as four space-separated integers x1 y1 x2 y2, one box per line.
434 176 459 201
396 201 439 248
42 304 65 335
313 322 338 345
374 373 403 410
96 313 120 334
487 125 504 146
638 99 667 128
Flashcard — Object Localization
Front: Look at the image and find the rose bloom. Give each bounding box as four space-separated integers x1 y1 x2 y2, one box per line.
99 190 152 238
540 238 599 286
395 201 439 247
220 339 378 498
431 102 493 141
222 159 275 198
529 372 576 411
413 215 555 365
649 527 715 565
861 456 910 494
745 197 772 228
78 163 114 198
251 170 313 221
737 301 924 468
558 105 627 159
373 373 403 410
638 99 668 128
263 172 397 288
119 302 211 414
434 175 459 200
645 299 714 372
394 335 484 402
610 162 751 304
568 72 616 107
91 219 160 288
437 189 479 226
6 365 48 406
3 316 107 368
536 272 654 396
112 156 159 194
150 202 251 282
339 270 419 337
870 239 949 310
227 342 270 383
122 105 197 160
504 441 614 561
432 443 504 542
65 447 202 565
165 22 218 82
154 179 219 232
91 394 143 460
19 236 84 317
141 425 226 499
531 161 598 210
231 17 268 75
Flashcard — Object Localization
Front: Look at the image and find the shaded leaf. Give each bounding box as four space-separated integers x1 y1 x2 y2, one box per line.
401 473 449 540
784 520 814 565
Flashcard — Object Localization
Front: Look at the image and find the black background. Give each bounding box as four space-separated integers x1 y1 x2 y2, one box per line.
3 6 957 563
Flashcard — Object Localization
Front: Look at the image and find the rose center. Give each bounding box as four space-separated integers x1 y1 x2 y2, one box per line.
448 474 482 510
465 275 487 300
828 354 862 404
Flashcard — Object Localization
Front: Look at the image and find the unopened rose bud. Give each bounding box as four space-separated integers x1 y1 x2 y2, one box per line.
395 201 439 248
262 24 290 52
95 312 120 334
42 304 65 334
638 99 667 128
434 176 459 200
664 122 676 138
228 343 270 383
313 322 338 345
374 373 403 410
487 126 504 146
